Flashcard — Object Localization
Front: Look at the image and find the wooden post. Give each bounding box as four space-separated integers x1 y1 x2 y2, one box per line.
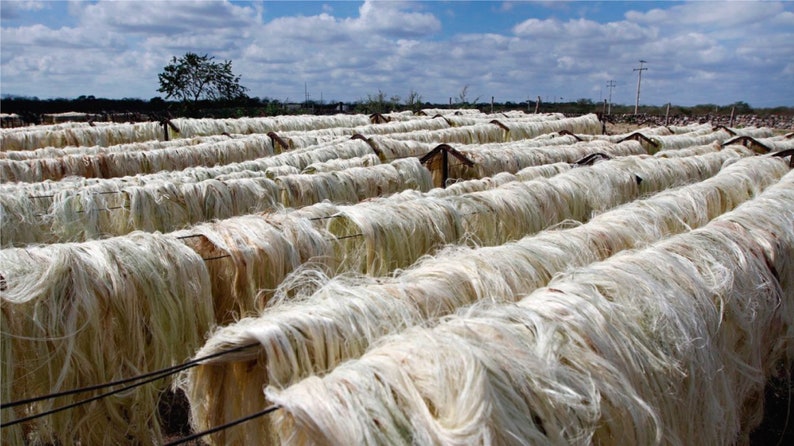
162 121 169 141
729 106 736 127
665 103 671 126
442 147 449 188
535 96 541 114
419 144 475 189
490 96 494 114
602 99 607 114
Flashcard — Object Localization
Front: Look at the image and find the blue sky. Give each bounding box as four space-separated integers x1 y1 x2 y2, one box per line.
1 1 793 107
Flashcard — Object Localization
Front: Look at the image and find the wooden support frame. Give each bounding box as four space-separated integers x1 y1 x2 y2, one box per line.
712 125 737 136
350 134 384 160
574 152 612 166
369 113 390 124
432 114 453 126
489 119 510 132
617 132 659 149
267 131 290 152
558 129 583 141
419 143 475 188
160 118 180 141
771 149 794 168
723 136 771 154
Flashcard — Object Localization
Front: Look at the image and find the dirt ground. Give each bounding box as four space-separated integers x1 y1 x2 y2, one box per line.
606 122 644 135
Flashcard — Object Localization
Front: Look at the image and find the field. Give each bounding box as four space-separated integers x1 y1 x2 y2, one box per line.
1 110 793 445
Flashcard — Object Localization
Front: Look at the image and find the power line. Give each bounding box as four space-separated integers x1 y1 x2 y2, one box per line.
606 80 616 116
634 60 648 115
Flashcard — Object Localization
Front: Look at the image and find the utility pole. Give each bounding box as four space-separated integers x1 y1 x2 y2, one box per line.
606 80 616 115
633 60 647 115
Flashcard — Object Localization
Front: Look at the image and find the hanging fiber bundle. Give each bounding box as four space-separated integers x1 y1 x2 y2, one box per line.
0 134 230 160
265 165 302 178
0 134 277 182
651 128 733 151
427 172 519 198
1 175 284 246
654 142 724 158
454 140 645 180
0 121 164 151
301 154 381 173
275 158 431 208
514 162 573 181
173 213 332 323
171 114 371 138
1 232 215 445
184 155 790 444
326 196 464 275
267 175 792 444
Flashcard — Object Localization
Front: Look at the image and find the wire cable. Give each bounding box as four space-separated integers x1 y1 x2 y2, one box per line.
0 342 259 425
163 405 281 446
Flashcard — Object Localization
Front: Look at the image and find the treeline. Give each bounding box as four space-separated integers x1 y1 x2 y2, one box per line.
2 95 792 123
1 95 292 122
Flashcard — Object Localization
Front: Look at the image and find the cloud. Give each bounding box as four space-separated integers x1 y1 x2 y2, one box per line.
74 0 260 35
0 0 791 106
0 0 45 21
352 1 440 37
625 1 784 28
498 2 516 13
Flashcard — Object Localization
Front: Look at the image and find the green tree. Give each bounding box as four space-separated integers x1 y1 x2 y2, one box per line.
729 101 753 114
157 52 248 105
404 89 423 112
456 85 480 108
359 89 390 113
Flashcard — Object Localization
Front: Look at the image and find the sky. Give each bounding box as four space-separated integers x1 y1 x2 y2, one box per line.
1 0 793 107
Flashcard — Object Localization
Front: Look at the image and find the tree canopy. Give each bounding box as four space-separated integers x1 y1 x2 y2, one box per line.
157 52 248 104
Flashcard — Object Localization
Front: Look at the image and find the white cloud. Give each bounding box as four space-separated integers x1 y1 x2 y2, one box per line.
626 1 783 28
0 0 791 106
0 0 45 20
2 24 124 49
498 2 516 13
74 0 260 35
512 17 560 37
352 0 440 37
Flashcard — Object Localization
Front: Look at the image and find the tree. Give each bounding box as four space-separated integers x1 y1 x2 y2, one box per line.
360 89 389 113
456 84 480 108
157 52 248 105
404 89 423 112
730 101 753 114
